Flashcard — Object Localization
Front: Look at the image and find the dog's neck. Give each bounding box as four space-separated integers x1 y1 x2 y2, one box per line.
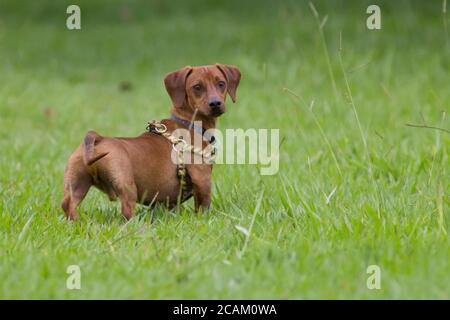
170 106 216 131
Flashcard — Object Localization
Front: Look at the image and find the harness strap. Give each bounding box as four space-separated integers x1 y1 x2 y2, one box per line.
146 120 216 200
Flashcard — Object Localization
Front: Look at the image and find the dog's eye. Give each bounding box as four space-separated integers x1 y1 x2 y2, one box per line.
218 81 226 89
193 84 202 91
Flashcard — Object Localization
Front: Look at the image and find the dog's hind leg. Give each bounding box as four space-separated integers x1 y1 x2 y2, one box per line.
118 183 137 221
61 153 92 220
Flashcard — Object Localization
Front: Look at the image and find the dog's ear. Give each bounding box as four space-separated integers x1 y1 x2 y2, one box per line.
164 66 193 108
216 64 241 103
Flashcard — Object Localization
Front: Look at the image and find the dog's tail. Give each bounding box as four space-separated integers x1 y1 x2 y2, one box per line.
83 130 109 166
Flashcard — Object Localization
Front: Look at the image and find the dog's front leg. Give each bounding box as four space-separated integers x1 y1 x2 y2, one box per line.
188 165 212 212
193 179 211 211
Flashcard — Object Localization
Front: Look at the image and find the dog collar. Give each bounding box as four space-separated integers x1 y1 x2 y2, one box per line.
170 114 215 144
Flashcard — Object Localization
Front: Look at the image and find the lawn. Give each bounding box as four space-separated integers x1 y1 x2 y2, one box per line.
0 0 448 299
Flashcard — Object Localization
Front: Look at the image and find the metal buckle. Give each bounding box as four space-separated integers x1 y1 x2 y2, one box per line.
172 138 187 152
154 123 167 133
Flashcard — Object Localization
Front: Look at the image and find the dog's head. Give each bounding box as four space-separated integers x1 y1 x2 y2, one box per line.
164 64 241 117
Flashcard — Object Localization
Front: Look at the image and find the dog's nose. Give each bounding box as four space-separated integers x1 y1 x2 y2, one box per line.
209 100 222 108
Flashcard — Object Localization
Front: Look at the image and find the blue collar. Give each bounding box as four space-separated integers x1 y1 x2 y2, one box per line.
170 114 215 143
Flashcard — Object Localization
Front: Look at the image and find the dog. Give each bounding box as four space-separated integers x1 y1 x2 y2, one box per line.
61 64 241 220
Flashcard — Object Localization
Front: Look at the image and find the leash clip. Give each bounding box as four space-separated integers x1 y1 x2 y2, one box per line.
147 121 167 134
155 123 167 133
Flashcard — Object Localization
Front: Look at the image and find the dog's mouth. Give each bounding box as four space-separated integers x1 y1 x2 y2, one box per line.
210 107 224 117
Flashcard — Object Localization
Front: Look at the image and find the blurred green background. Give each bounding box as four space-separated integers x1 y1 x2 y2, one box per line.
0 0 448 299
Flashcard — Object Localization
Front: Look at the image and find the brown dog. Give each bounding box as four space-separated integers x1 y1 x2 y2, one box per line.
61 64 241 220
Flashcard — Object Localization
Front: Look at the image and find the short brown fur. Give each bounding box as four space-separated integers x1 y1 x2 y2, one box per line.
61 64 241 220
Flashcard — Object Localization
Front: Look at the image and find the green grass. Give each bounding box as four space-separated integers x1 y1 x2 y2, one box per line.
0 0 449 299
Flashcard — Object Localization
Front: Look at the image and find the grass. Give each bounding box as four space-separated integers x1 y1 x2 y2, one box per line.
0 0 449 299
